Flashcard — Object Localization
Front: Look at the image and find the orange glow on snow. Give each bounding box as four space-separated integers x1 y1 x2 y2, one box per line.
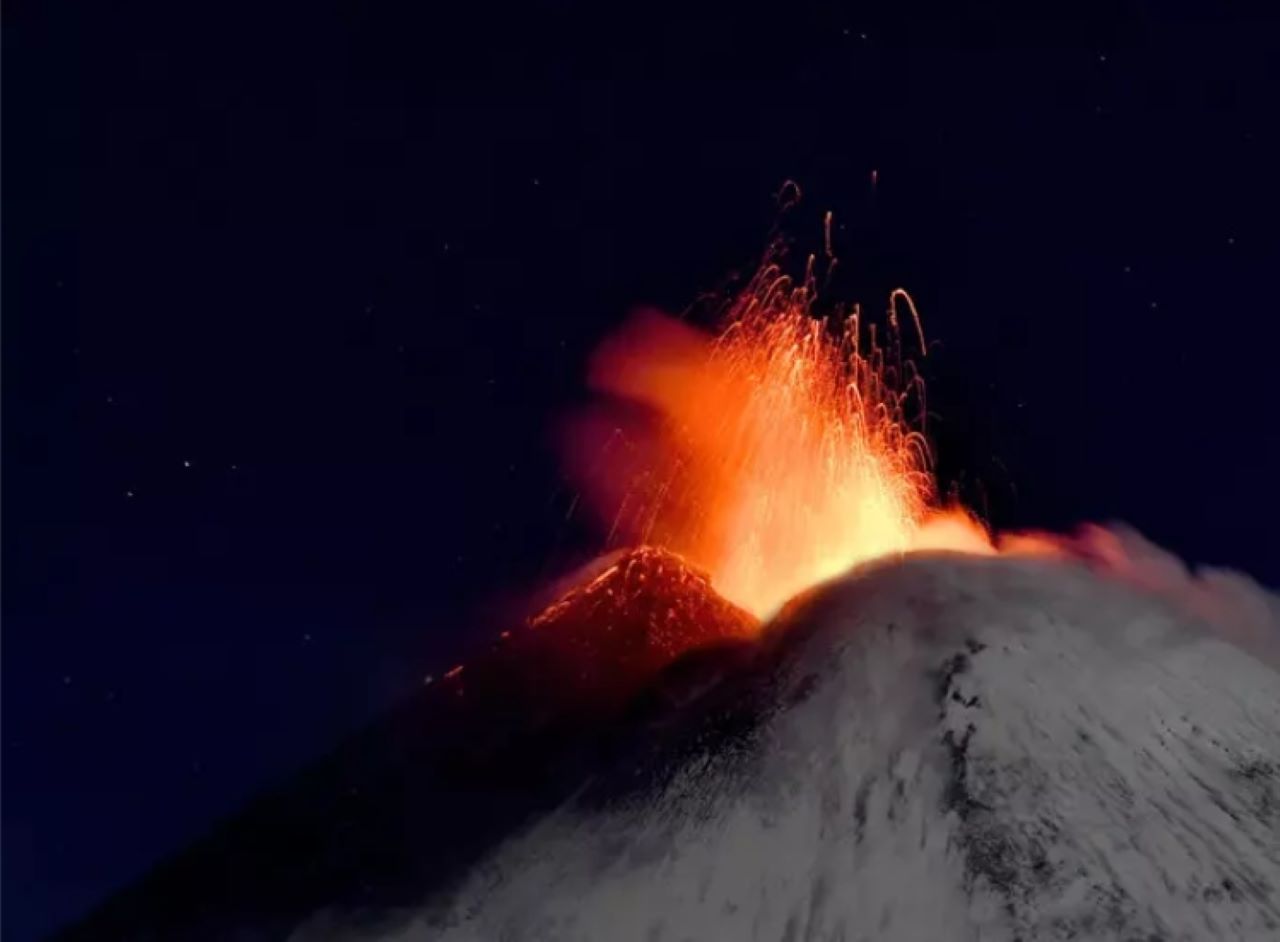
566 244 990 618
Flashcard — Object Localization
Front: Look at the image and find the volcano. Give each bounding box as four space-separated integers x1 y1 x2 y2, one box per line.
55 547 757 942
59 544 1280 941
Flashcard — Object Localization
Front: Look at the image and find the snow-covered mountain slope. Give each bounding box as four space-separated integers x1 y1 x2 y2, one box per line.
348 553 1280 942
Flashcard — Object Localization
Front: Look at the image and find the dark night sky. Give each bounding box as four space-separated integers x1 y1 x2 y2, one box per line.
5 3 1280 939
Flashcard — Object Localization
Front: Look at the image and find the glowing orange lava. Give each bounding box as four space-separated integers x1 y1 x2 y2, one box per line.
566 243 990 619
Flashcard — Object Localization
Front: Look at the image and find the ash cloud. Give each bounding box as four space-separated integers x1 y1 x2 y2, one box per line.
1001 522 1280 666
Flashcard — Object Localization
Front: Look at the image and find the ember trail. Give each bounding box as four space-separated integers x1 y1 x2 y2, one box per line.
566 233 989 620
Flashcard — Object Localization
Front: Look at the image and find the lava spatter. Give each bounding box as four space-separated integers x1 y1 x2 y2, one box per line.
566 242 989 619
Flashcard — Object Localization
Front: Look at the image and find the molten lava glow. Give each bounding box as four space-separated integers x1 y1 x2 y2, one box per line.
567 248 991 618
